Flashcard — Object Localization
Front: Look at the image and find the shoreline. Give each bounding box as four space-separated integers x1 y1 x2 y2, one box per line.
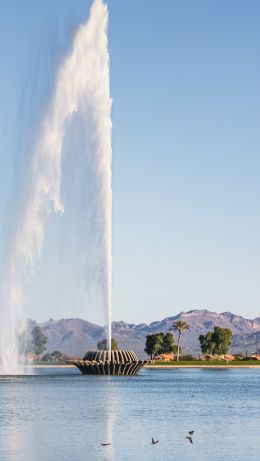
145 364 260 369
17 364 260 369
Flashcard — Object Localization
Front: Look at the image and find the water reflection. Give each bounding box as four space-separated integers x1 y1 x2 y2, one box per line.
0 369 260 461
100 377 116 461
0 376 33 460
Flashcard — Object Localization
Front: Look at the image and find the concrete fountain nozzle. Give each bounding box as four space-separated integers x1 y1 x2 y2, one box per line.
67 350 147 375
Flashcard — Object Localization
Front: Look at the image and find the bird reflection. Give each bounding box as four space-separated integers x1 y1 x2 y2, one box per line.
186 435 193 444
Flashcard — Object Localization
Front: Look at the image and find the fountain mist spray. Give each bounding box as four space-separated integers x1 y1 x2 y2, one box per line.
0 0 112 373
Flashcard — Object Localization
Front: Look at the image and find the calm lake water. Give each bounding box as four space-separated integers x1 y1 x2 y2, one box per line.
0 367 259 461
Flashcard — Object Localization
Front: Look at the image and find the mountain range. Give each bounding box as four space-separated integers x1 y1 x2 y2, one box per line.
28 309 260 358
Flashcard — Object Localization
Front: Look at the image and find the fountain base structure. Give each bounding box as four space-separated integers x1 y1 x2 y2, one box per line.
67 350 147 375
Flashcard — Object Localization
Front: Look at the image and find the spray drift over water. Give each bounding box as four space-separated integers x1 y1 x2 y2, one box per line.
0 0 112 373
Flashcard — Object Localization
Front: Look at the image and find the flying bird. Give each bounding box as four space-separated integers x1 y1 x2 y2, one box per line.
186 436 193 444
152 438 159 445
101 443 111 446
188 431 194 436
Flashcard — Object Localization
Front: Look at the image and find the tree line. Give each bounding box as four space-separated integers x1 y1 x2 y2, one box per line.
144 321 233 361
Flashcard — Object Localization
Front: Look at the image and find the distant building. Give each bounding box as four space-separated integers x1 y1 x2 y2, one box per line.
203 354 236 361
153 353 175 362
26 354 38 362
222 354 236 361
249 353 260 361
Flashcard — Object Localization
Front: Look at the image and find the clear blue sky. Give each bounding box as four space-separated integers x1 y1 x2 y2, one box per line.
0 0 259 325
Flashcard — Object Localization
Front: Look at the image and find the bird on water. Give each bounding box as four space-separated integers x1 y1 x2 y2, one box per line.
151 438 159 445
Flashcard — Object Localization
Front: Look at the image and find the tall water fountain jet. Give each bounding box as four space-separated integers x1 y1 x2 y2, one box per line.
0 0 112 373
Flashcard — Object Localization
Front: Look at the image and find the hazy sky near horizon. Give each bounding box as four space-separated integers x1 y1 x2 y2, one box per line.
0 0 260 325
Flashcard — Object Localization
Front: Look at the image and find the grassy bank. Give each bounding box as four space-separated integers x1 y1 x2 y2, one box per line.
24 361 68 366
146 360 260 367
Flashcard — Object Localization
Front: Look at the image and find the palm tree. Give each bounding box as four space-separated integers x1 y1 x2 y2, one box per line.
170 320 189 361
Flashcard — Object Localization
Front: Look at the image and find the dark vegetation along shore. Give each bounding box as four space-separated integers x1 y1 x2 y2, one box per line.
143 321 259 362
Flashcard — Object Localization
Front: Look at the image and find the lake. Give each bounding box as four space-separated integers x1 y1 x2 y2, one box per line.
0 367 259 460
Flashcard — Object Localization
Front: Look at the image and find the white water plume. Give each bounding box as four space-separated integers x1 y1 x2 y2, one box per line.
0 0 112 373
